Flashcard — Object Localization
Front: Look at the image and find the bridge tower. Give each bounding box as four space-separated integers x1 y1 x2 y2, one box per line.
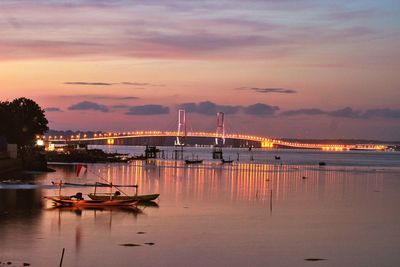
175 109 186 146
215 112 225 146
213 112 225 159
174 109 186 160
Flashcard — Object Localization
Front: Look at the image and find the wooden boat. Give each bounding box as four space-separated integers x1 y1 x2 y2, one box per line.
49 180 158 207
221 159 233 164
185 159 203 164
45 196 138 207
88 193 159 202
87 181 159 202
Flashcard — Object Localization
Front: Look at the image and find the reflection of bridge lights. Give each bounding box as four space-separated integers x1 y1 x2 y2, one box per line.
107 138 114 145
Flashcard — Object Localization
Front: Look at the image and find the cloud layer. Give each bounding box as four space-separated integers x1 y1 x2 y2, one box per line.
0 0 387 61
244 103 280 115
179 101 240 116
282 107 400 119
63 82 157 87
68 101 109 112
125 105 170 115
44 107 62 112
238 87 298 94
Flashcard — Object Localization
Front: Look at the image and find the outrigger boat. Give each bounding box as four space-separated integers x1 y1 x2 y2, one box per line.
49 181 159 202
46 181 140 208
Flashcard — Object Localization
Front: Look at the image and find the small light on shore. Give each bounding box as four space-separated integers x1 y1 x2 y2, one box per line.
36 139 44 146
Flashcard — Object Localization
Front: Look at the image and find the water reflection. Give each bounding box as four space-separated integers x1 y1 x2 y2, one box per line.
46 205 143 216
82 160 386 203
0 159 397 267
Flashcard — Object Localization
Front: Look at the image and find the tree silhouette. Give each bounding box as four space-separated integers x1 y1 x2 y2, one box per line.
0 98 48 147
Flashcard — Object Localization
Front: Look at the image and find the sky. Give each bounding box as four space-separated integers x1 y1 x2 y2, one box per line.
0 0 399 140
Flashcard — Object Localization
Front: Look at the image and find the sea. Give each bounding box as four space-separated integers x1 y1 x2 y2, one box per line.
1 146 399 267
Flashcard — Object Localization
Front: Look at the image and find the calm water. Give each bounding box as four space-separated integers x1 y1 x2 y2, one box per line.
1 147 400 267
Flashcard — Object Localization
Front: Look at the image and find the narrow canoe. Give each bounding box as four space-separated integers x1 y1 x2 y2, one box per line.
87 193 160 202
185 159 203 164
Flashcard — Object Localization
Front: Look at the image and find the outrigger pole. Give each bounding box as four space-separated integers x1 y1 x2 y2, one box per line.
88 167 138 197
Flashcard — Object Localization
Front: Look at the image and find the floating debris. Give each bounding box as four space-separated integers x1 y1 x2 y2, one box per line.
23 263 31 266
318 162 326 166
144 242 155 246
120 243 141 247
304 258 327 261
302 176 308 179
137 232 146 234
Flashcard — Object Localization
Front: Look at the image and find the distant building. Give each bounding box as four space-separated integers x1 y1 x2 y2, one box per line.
7 144 18 159
0 136 18 159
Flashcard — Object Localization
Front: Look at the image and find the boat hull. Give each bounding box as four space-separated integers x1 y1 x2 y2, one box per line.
87 193 159 202
45 197 138 207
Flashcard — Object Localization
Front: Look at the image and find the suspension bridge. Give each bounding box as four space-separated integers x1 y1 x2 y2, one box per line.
45 109 387 151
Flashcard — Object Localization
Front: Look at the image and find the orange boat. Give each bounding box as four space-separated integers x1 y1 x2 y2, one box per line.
45 195 138 207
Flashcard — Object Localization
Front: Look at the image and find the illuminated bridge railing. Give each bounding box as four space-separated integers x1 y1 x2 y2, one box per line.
44 131 387 150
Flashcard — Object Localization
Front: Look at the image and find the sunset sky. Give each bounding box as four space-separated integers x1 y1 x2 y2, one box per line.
1 0 399 140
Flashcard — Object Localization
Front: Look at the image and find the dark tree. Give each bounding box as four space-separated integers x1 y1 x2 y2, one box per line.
0 100 12 140
0 98 48 147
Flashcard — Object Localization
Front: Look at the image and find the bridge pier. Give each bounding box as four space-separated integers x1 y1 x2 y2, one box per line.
174 146 184 160
212 147 223 159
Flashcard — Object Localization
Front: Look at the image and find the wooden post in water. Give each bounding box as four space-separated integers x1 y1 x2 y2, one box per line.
58 180 62 197
59 248 65 267
269 189 273 213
